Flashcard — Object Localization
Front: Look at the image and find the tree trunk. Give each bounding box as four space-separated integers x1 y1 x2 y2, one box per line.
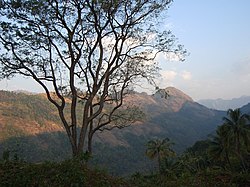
236 133 247 172
225 151 232 170
72 144 78 157
69 136 80 158
88 132 93 154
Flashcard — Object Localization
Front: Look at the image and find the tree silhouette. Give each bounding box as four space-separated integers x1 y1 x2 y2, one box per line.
0 0 186 157
146 138 175 173
208 125 232 169
221 108 250 171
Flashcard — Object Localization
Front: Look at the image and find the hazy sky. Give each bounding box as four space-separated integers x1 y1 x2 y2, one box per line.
0 1 250 101
157 0 250 100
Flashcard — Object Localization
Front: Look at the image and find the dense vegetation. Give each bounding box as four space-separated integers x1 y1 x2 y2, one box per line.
0 159 128 187
129 108 250 186
1 108 249 186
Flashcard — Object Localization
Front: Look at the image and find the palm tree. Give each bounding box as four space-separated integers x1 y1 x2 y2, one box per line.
222 108 250 171
208 125 232 169
146 138 175 173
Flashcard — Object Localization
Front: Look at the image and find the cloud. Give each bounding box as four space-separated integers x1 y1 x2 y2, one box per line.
160 70 192 81
154 70 177 88
160 70 177 81
180 70 192 80
156 70 192 89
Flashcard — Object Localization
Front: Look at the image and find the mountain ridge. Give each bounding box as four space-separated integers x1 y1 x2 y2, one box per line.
0 87 232 175
0 87 225 150
198 96 250 110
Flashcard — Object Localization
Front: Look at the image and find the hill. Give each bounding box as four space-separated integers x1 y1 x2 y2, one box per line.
0 88 227 175
106 87 225 151
241 102 250 115
198 96 250 110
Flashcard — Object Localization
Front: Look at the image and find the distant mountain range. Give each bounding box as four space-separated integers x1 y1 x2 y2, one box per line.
1 87 249 175
198 96 250 111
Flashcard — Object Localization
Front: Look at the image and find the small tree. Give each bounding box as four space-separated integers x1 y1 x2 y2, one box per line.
0 0 186 157
146 138 175 173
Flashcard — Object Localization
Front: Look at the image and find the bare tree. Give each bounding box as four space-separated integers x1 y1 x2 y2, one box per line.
0 0 186 157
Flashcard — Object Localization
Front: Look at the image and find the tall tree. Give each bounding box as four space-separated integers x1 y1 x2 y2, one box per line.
146 138 175 173
0 0 186 157
222 108 250 171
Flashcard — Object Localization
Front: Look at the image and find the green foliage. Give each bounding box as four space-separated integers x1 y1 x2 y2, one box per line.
2 149 10 161
129 173 178 187
91 134 154 176
129 166 250 187
0 161 83 186
0 131 72 162
208 108 250 172
0 159 128 187
146 138 175 173
130 108 250 186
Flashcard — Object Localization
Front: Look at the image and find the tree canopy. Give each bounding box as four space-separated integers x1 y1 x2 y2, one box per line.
0 0 186 156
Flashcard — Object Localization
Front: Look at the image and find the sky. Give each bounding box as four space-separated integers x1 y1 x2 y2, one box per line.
156 0 250 100
0 0 250 101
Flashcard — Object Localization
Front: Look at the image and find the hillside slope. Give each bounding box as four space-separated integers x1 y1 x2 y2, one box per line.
0 88 227 175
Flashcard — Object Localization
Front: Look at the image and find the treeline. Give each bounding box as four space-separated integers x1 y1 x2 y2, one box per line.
130 108 250 186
